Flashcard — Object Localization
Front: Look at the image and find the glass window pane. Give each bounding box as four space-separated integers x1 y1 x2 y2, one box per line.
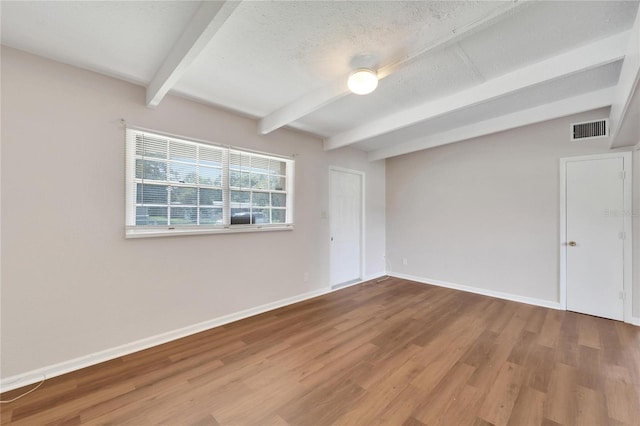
136 206 149 225
138 184 168 204
229 151 250 171
229 151 241 170
251 156 269 174
169 162 197 183
270 176 286 191
252 192 269 206
229 170 241 187
230 209 268 224
253 208 270 224
137 136 167 159
136 159 143 179
170 187 197 205
170 207 197 225
136 159 167 180
229 171 250 188
272 209 286 223
129 129 293 230
271 193 286 207
200 147 223 167
230 190 250 205
147 206 168 225
241 172 250 188
199 208 223 225
269 160 286 175
169 142 197 164
199 188 222 205
251 173 269 189
230 208 251 224
199 166 221 186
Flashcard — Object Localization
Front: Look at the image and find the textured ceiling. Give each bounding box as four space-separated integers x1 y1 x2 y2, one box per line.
2 1 639 158
0 1 201 83
173 0 505 114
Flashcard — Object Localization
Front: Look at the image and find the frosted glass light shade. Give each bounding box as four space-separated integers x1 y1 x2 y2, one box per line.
348 69 378 95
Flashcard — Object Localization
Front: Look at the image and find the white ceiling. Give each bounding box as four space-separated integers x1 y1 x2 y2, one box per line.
2 1 639 159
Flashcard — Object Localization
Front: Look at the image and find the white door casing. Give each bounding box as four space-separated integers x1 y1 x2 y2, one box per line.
329 167 364 287
560 152 633 322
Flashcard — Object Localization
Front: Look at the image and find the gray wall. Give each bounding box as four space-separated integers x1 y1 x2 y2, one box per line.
386 109 639 316
0 47 386 378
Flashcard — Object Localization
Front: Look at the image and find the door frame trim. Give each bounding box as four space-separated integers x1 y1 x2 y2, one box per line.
559 151 633 323
329 166 365 287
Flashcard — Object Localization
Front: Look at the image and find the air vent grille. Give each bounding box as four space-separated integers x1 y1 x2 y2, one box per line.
571 119 608 141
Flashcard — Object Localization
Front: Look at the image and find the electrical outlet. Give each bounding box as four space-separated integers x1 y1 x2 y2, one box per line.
304 272 309 283
402 258 408 266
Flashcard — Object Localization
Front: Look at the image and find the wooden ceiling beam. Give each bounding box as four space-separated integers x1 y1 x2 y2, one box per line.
326 31 629 151
146 1 240 107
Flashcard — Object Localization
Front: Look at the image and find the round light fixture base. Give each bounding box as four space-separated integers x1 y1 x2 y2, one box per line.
348 69 378 95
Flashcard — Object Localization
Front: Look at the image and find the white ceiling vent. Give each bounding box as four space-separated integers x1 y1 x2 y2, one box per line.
571 119 608 141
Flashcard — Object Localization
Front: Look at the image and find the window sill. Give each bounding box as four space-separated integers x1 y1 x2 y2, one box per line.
125 224 294 239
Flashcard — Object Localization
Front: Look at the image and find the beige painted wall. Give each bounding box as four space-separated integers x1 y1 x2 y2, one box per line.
634 148 639 317
0 47 385 378
2 44 637 381
387 109 639 317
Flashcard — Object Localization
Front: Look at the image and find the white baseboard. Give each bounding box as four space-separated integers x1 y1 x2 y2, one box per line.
388 273 640 327
332 272 388 289
1 275 384 393
388 272 564 310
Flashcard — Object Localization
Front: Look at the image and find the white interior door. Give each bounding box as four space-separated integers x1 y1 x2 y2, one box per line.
565 156 625 320
330 168 363 287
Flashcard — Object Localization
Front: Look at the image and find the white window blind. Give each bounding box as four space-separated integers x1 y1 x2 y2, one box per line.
125 128 294 238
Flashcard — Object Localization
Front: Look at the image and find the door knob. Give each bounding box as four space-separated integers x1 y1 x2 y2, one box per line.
568 241 577 246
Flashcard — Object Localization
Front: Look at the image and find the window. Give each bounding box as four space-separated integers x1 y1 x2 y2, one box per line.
125 128 294 238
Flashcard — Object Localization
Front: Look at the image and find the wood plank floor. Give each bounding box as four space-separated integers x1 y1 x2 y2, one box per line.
2 277 639 425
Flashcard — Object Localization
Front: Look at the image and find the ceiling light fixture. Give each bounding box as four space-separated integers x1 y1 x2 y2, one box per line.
347 69 378 95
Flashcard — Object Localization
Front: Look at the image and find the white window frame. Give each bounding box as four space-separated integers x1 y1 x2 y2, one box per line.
125 127 294 238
